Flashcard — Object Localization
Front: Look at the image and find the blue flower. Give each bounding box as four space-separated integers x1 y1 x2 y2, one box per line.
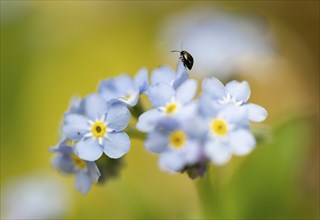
98 68 148 107
67 96 84 114
136 79 198 132
202 77 268 122
62 94 131 161
199 100 256 165
145 117 202 172
150 60 188 89
50 140 101 194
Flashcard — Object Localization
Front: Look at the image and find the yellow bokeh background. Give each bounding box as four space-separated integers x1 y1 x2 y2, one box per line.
1 1 319 219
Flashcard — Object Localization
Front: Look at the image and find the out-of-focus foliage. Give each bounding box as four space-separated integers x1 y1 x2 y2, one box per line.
1 1 319 219
197 115 317 219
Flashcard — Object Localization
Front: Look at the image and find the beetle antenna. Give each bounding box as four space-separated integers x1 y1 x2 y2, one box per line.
171 50 180 53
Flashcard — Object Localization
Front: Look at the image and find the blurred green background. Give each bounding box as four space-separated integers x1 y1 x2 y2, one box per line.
1 1 319 219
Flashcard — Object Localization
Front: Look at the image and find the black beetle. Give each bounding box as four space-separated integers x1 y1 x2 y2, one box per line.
171 50 194 70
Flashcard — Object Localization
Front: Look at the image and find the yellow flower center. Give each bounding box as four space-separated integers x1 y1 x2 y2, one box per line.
211 119 228 136
169 130 186 149
65 139 74 146
91 121 107 138
71 154 86 169
165 103 178 115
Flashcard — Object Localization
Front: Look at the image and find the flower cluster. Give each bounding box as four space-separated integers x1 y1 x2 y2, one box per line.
50 60 267 193
137 63 267 177
50 69 148 194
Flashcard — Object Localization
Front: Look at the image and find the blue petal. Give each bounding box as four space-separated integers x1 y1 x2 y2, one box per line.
173 60 189 89
134 67 149 93
148 83 175 108
98 79 120 102
117 74 133 83
68 96 84 114
151 66 175 85
114 75 136 93
229 129 256 156
175 102 198 122
157 117 180 131
158 138 201 173
204 139 232 165
176 59 186 76
202 77 226 99
103 132 130 159
49 142 73 154
176 79 197 104
87 162 101 183
198 94 221 118
99 75 139 106
84 94 108 120
136 109 162 132
62 113 89 140
52 154 74 173
219 104 247 125
225 80 251 102
183 140 201 165
182 116 208 140
161 141 201 171
145 131 168 153
75 170 92 194
244 103 268 122
75 138 103 161
106 103 130 132
159 152 185 172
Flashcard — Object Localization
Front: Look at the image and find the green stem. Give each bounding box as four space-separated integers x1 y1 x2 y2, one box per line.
195 167 222 218
130 99 145 119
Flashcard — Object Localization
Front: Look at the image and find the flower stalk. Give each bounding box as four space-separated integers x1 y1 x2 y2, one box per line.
130 99 145 119
196 167 223 218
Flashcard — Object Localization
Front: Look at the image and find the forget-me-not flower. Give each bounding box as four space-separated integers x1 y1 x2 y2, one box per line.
150 60 189 89
98 68 148 107
136 79 197 133
202 77 268 122
199 98 256 165
50 140 101 194
145 117 202 172
62 93 131 161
